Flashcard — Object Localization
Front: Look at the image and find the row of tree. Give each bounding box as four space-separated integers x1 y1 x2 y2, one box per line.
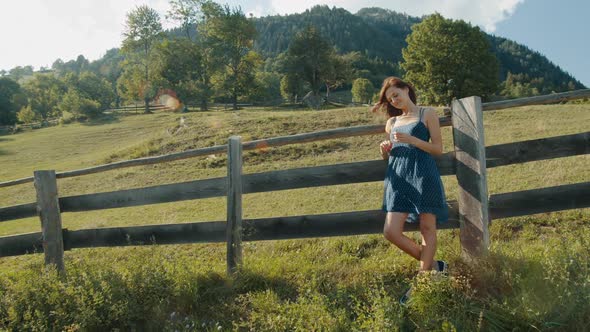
0 71 114 125
0 3 584 126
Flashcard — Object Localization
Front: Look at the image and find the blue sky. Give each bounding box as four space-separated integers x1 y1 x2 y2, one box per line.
493 0 589 87
0 0 587 86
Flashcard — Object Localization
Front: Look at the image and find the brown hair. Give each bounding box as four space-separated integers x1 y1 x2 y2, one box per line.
371 76 417 117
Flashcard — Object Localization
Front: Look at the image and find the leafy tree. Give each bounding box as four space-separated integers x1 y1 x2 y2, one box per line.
351 78 374 104
23 73 66 119
116 65 145 106
52 55 90 76
281 26 353 107
280 75 306 103
17 105 42 124
250 71 282 104
7 66 34 82
0 77 24 125
156 38 204 109
58 90 101 119
77 72 115 110
166 0 221 110
166 0 202 40
213 50 262 106
282 26 333 98
121 5 164 113
201 2 258 109
401 13 499 105
87 48 124 107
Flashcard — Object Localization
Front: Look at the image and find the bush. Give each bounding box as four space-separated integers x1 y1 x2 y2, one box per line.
351 78 375 104
16 105 42 124
58 90 102 119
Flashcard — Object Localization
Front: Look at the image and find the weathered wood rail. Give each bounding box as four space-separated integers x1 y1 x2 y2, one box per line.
1 89 589 275
1 132 586 222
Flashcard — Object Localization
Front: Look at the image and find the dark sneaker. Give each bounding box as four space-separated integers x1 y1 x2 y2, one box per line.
435 260 448 276
399 286 412 306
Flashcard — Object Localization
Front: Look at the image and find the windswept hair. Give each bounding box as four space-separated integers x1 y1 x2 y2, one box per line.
371 76 417 117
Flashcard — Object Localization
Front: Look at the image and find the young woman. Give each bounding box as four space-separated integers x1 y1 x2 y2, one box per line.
373 77 449 305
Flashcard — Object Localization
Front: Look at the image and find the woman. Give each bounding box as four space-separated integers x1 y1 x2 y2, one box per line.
373 76 449 305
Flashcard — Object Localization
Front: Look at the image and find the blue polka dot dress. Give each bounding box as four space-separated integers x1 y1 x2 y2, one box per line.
382 107 449 224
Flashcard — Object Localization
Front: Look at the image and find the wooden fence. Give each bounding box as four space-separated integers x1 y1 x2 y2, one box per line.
1 89 589 275
0 118 60 135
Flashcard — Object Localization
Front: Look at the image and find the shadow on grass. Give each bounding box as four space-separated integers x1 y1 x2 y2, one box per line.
80 114 122 126
178 269 298 324
0 136 14 142
0 137 14 156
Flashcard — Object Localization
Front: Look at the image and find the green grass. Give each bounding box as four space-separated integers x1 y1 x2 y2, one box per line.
0 104 589 330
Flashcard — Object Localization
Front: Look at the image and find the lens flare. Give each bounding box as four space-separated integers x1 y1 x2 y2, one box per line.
255 141 269 153
156 89 182 111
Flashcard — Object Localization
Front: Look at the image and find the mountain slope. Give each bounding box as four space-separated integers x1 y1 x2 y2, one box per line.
250 6 585 92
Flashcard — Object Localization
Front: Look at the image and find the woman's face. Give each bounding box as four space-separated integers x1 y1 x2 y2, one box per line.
385 86 409 109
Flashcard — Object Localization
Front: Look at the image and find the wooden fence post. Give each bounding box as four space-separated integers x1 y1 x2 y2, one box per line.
34 170 66 274
451 97 490 258
226 136 243 275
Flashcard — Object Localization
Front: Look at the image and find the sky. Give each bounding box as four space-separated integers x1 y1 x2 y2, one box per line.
0 0 588 86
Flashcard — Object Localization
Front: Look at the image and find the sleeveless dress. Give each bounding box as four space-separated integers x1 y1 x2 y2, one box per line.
382 107 449 224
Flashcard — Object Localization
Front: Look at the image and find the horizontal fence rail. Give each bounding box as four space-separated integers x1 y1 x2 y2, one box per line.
1 89 588 189
0 118 453 188
485 131 590 167
2 181 588 257
0 154 456 221
482 89 590 111
1 131 588 222
489 182 590 219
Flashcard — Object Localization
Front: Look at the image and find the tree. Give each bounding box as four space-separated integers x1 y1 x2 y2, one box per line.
280 75 306 103
281 26 353 107
351 78 374 104
0 77 24 125
156 38 204 109
283 26 333 97
121 5 164 113
8 66 34 82
23 73 66 119
87 48 124 107
250 71 282 104
401 13 499 105
166 0 202 40
166 0 220 111
201 2 258 110
58 90 101 119
17 105 42 124
76 72 116 110
116 65 145 106
214 50 262 107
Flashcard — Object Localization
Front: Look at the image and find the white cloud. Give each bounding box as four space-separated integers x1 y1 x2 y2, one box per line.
0 0 525 71
0 0 173 71
267 0 525 32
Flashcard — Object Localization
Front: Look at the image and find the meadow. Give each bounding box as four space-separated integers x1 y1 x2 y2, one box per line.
0 103 588 330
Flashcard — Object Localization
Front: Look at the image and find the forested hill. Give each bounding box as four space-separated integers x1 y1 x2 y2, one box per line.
251 6 585 93
253 7 419 63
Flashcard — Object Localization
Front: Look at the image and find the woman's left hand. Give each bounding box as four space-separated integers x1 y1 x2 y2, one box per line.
392 132 418 145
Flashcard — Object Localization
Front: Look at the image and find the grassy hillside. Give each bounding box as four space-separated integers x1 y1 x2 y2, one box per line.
0 104 589 330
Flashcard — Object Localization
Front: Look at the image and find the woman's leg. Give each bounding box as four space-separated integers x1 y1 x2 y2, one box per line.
383 212 421 260
419 213 437 271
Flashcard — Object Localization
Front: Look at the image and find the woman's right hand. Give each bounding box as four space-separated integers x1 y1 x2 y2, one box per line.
380 140 393 160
